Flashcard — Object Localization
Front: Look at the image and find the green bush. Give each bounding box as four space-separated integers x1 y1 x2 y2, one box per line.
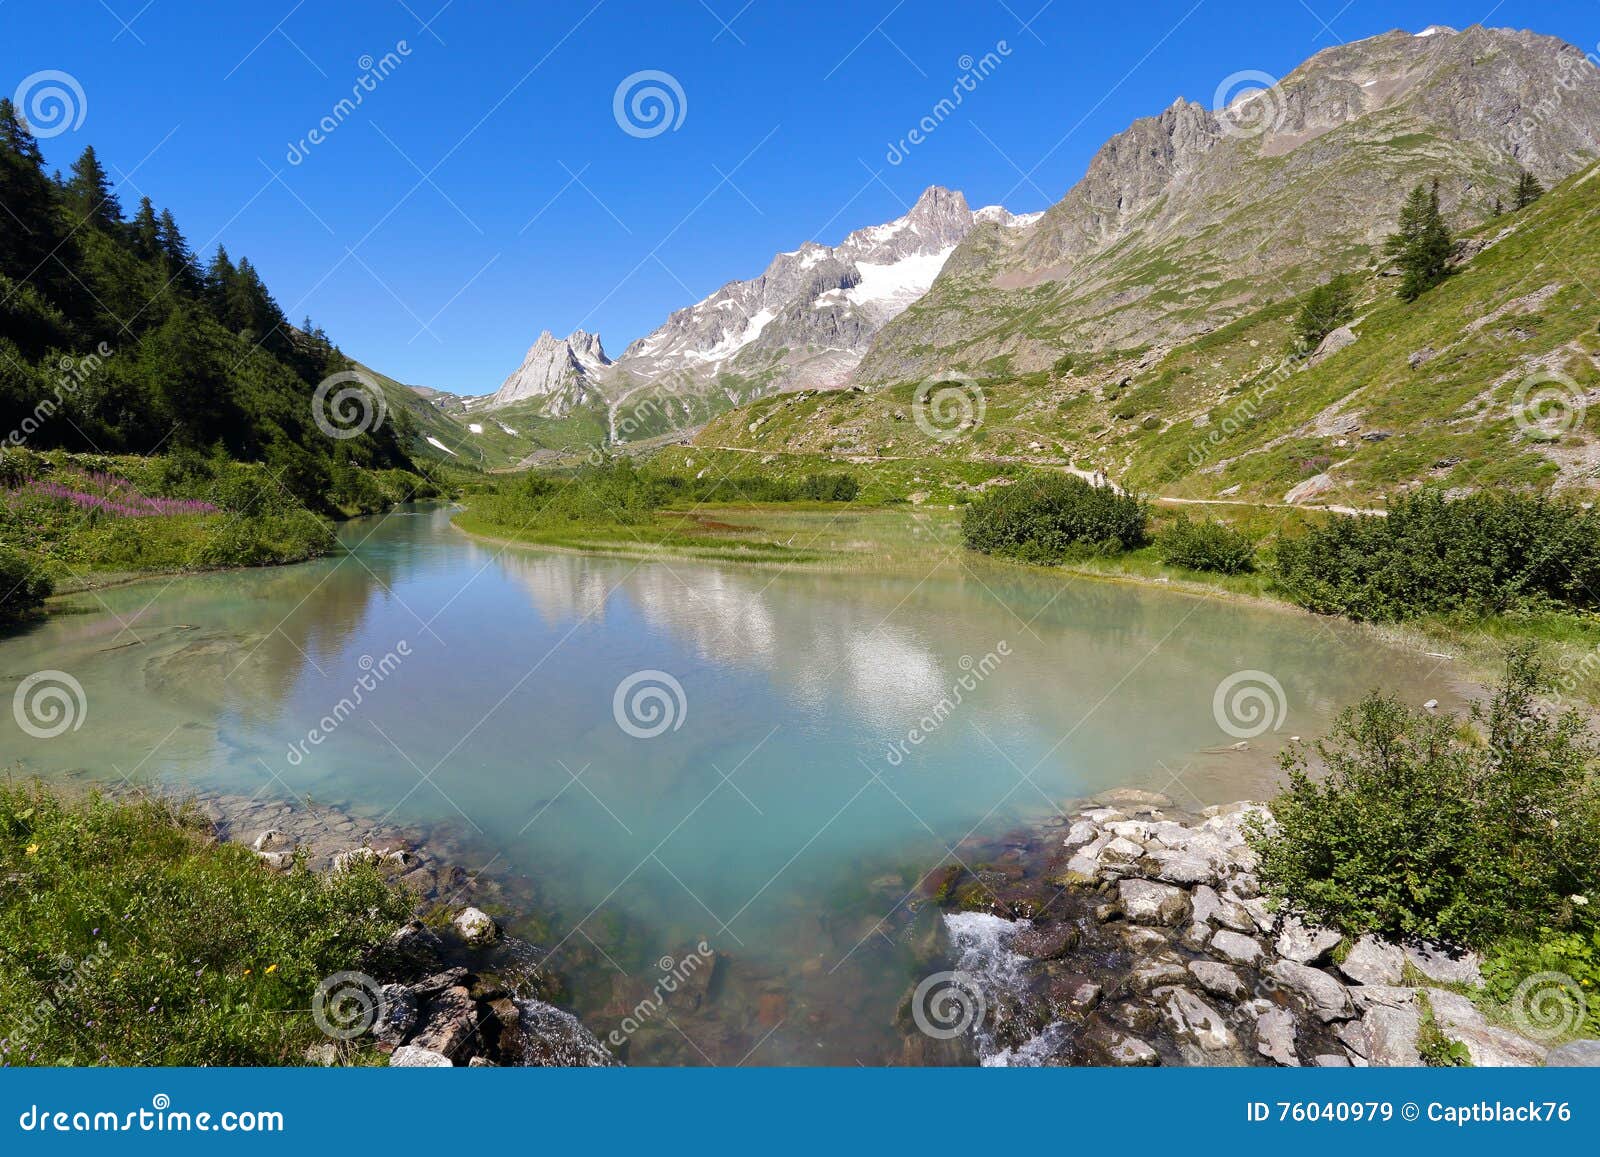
0 543 52 625
962 473 1147 564
0 783 412 1065
1250 645 1600 949
1156 515 1255 574
1272 490 1600 621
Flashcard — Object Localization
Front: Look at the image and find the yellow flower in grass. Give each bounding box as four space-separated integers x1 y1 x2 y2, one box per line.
264 964 278 975
243 969 252 977
24 844 38 856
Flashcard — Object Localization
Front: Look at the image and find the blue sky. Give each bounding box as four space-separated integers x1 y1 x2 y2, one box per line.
5 0 1597 393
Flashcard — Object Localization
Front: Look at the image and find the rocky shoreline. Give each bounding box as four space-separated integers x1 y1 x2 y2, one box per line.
904 790 1596 1068
188 789 614 1067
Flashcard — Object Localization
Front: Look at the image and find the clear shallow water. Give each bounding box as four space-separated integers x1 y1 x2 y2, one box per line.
1 505 1460 1063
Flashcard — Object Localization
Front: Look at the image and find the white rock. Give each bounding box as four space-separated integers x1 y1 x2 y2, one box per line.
253 829 293 852
1266 961 1354 1023
1210 929 1265 967
1118 879 1190 926
1338 935 1407 986
1276 916 1342 965
1404 941 1483 986
390 1045 453 1067
331 847 380 873
453 906 498 946
1155 986 1238 1054
1189 961 1249 1002
1255 1006 1301 1066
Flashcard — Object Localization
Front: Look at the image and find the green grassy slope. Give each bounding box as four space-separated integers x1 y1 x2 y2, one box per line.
694 162 1600 507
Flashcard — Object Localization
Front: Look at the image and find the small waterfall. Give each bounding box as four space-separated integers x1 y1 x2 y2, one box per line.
942 911 1057 1067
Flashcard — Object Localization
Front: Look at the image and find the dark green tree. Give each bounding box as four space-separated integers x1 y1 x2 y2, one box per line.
1513 169 1545 209
131 196 160 260
0 98 75 295
155 208 200 294
1293 273 1355 352
62 145 122 232
1384 180 1453 302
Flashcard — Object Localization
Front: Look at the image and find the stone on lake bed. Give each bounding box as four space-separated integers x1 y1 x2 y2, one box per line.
1118 879 1190 925
252 828 293 852
1085 1023 1159 1066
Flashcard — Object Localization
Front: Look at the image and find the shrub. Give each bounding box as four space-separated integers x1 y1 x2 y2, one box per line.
0 543 52 625
1272 490 1600 621
962 473 1147 564
1250 645 1600 949
1156 515 1255 574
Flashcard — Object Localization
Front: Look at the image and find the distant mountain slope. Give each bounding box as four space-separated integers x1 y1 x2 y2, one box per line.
854 26 1600 387
695 157 1600 506
480 187 1036 441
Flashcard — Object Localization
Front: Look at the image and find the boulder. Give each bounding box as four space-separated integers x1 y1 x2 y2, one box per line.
390 1045 452 1067
1403 941 1483 986
1236 896 1278 934
1123 927 1169 953
1312 1054 1352 1067
1118 879 1190 926
1100 836 1147 867
255 850 295 870
1013 923 1080 960
1424 988 1547 1067
1140 849 1221 887
331 847 380 873
1276 917 1342 965
1338 936 1407 986
1155 986 1238 1055
1255 1006 1300 1066
453 906 499 946
1046 973 1102 1017
373 983 418 1046
1095 788 1172 808
362 920 445 980
1265 961 1354 1022
408 983 481 1060
1179 922 1214 952
1062 820 1100 847
1189 961 1249 1003
1209 929 1265 968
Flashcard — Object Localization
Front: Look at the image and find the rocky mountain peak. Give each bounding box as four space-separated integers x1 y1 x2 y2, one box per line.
487 328 609 414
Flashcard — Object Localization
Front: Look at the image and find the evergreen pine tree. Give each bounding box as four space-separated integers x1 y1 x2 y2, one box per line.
1514 169 1545 209
1385 180 1453 302
204 244 236 318
156 208 200 294
0 98 83 316
131 196 160 260
63 145 123 231
1293 273 1355 352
